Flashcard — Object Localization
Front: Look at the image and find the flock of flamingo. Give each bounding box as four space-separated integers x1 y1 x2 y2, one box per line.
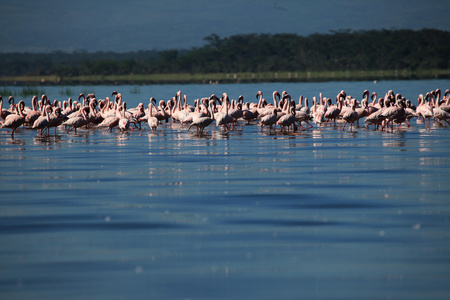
0 88 449 139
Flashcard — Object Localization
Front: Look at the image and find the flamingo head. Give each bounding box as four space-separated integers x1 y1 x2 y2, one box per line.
362 90 369 98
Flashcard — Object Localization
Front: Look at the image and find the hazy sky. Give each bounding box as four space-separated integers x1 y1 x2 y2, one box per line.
1 0 449 53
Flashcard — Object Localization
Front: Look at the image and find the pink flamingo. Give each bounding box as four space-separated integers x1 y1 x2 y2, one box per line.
431 91 450 125
342 99 358 131
0 96 12 120
153 99 169 123
32 105 52 135
97 109 120 132
381 94 406 131
324 96 340 125
365 98 385 130
24 96 41 126
404 100 418 127
47 107 65 135
242 102 258 124
1 100 26 139
215 93 234 131
62 106 90 134
276 94 296 132
260 109 278 132
311 93 326 127
438 89 450 113
416 93 433 129
118 103 131 132
145 102 159 133
188 100 215 135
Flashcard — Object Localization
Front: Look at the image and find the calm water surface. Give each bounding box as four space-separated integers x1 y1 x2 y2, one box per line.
1 80 450 300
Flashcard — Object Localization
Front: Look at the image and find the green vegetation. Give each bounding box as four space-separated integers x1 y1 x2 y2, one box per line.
129 85 141 94
0 86 46 97
0 29 449 85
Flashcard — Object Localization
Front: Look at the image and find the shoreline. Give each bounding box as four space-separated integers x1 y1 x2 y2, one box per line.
1 69 449 86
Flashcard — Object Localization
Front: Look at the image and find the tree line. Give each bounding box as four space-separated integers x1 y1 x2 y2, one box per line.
0 29 449 77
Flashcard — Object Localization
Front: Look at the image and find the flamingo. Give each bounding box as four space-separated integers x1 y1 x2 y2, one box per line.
391 101 408 131
184 98 204 124
88 98 104 126
367 91 379 114
416 93 433 129
255 91 268 117
153 99 169 123
179 94 195 125
228 96 244 128
439 89 450 113
311 94 326 127
300 96 310 115
277 94 296 132
342 99 358 131
276 91 288 120
47 107 65 135
145 102 159 133
381 97 406 131
434 89 444 106
61 98 74 118
295 95 304 111
195 98 212 121
0 96 12 120
324 96 340 125
188 100 215 135
260 109 278 132
171 91 189 124
99 96 119 119
1 100 26 139
352 90 372 126
24 96 41 126
215 93 234 131
242 102 258 124
295 108 313 131
129 102 145 129
7 96 16 114
365 98 385 130
432 104 450 125
97 110 120 132
355 97 370 126
62 106 90 134
118 103 131 132
258 91 280 118
404 100 418 127
32 105 52 135
338 91 352 118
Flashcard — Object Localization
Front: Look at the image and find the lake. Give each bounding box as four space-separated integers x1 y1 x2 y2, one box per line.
1 79 450 300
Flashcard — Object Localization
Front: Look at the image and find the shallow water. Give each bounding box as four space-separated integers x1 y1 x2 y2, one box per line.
1 80 450 300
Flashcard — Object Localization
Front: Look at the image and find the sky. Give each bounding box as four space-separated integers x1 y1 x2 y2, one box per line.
1 0 449 53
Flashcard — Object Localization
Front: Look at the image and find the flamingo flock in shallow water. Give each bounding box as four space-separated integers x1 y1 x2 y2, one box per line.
1 88 449 139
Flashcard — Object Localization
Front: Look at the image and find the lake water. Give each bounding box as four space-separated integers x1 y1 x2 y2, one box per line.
1 79 450 300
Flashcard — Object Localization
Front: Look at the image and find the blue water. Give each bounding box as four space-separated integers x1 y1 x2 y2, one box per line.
1 80 450 300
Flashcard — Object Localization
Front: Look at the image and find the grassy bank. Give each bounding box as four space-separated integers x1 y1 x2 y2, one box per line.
1 69 449 85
